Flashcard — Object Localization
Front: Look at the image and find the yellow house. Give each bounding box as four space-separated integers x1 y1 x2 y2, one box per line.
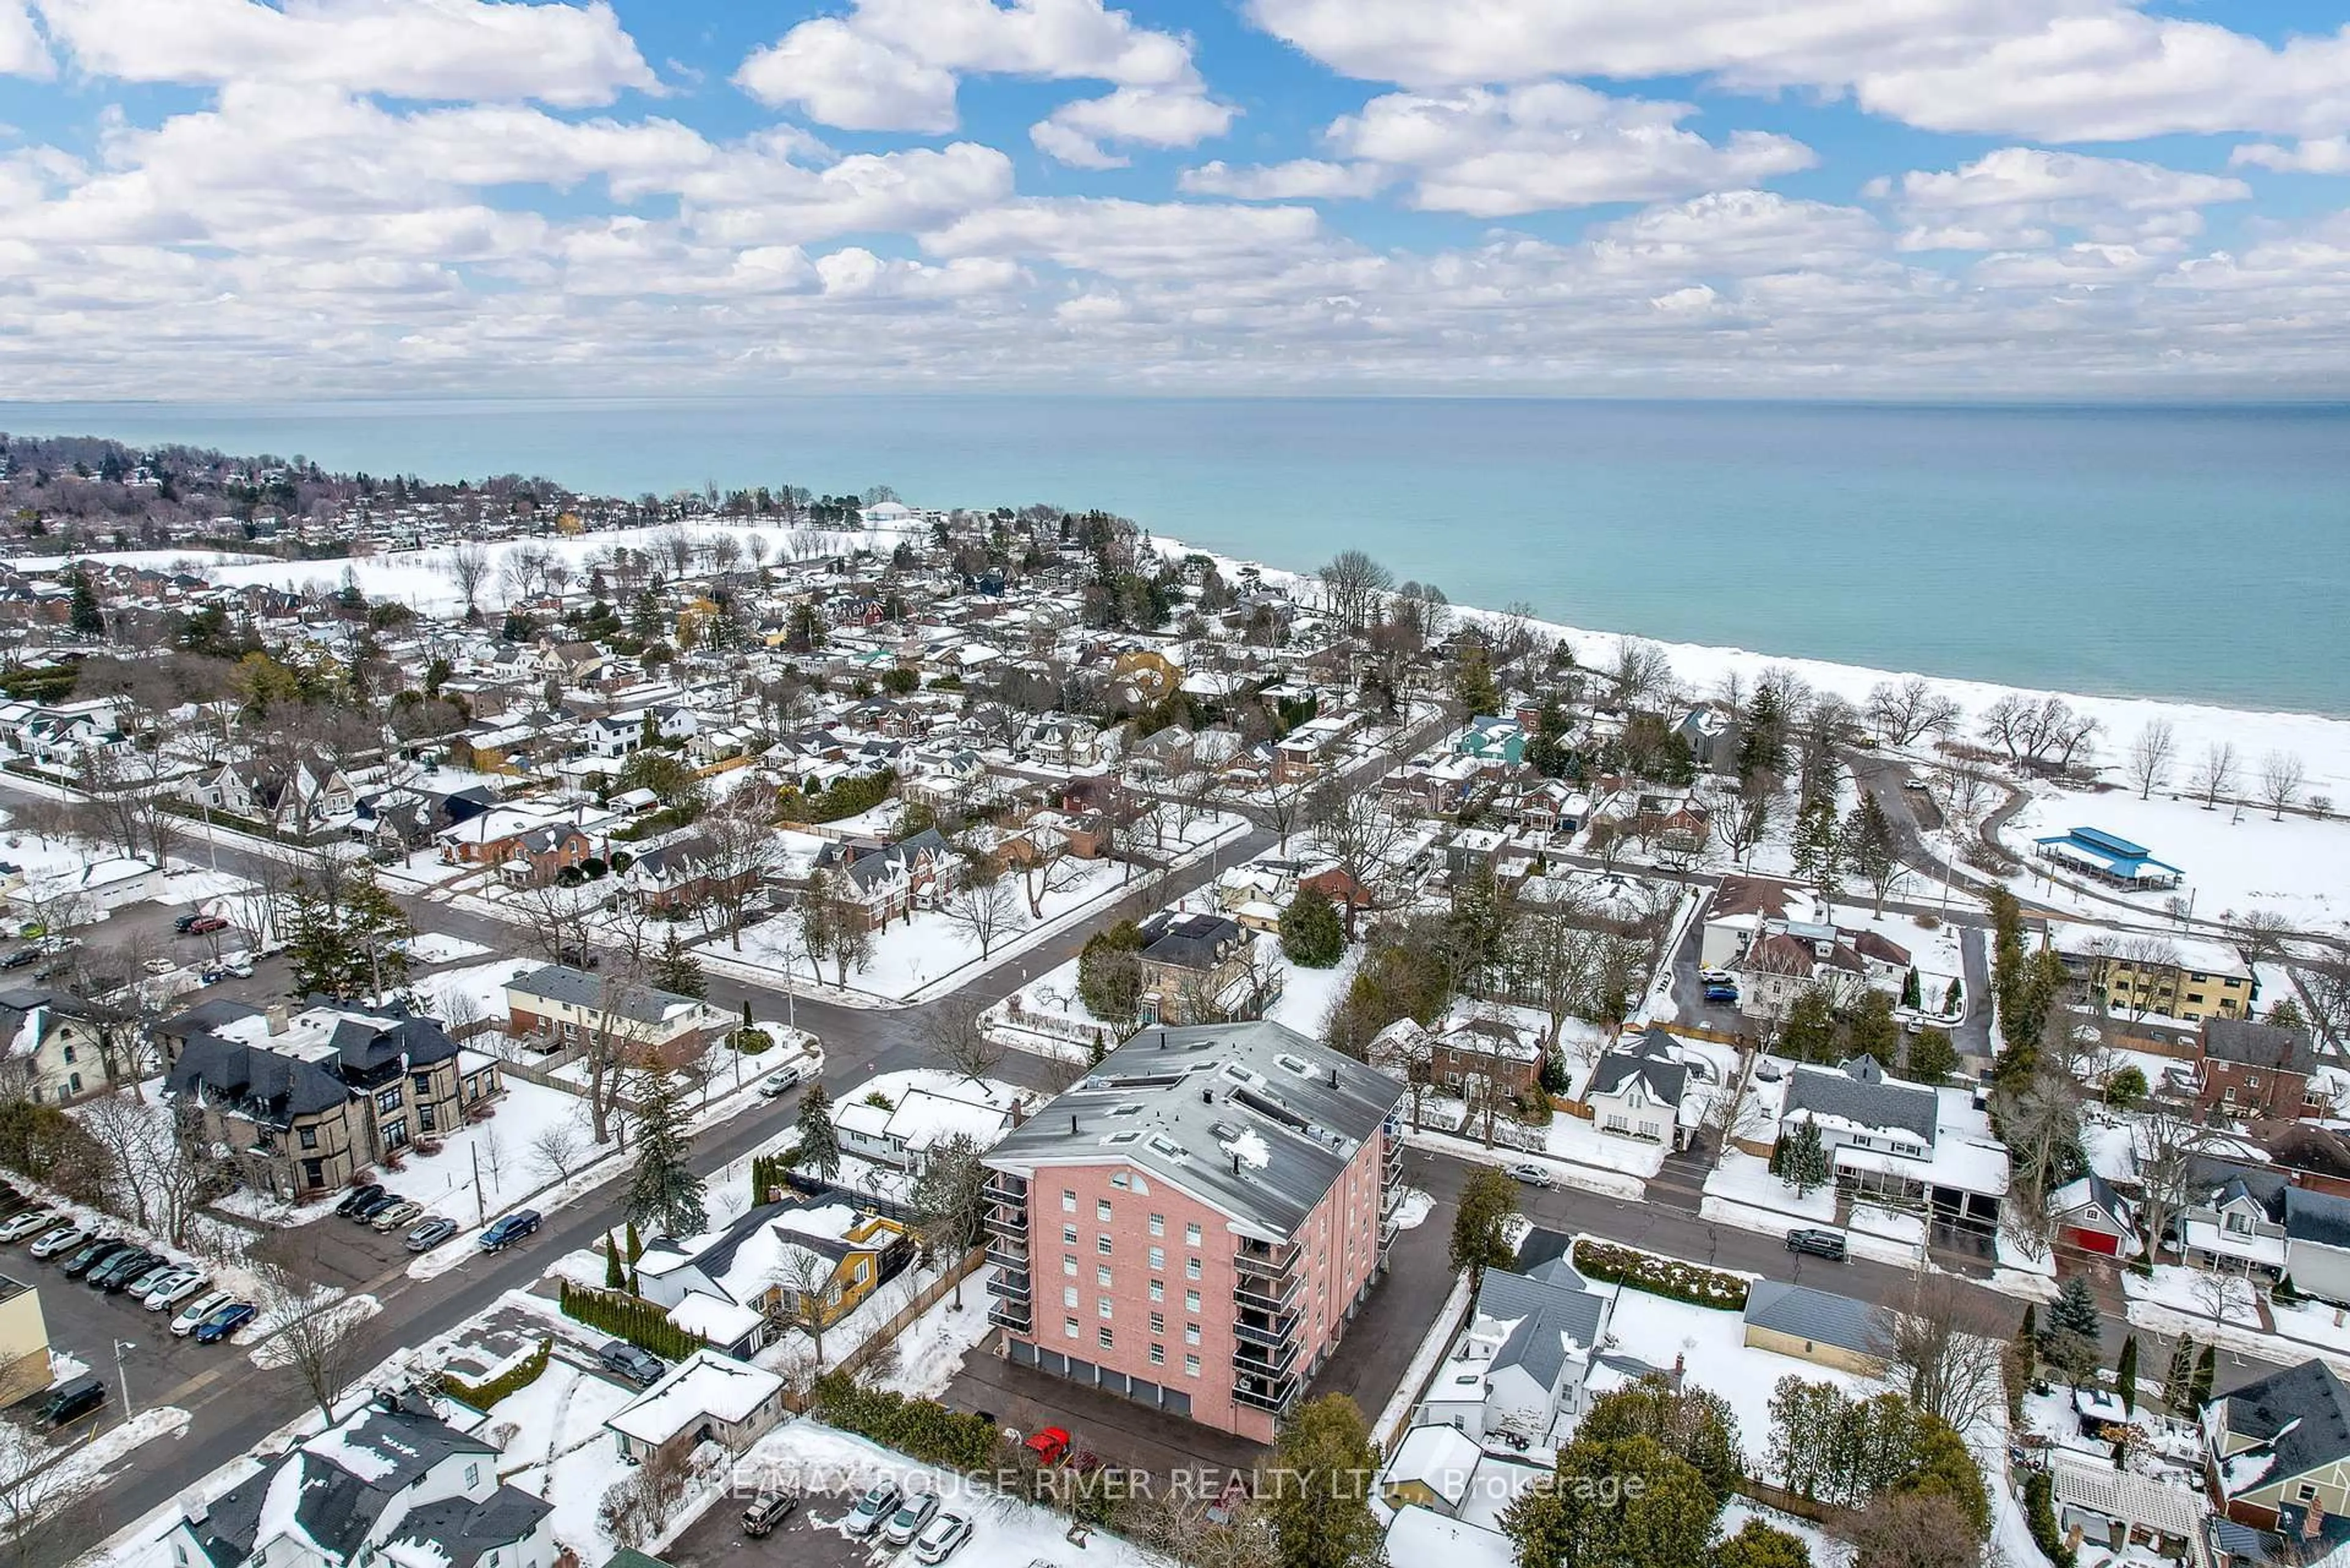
633 1198 909 1337
2092 949 2256 1023
0 1274 51 1405
1741 1281 1887 1378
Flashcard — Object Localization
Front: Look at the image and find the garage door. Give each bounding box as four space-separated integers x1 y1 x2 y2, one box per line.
1163 1389 1190 1419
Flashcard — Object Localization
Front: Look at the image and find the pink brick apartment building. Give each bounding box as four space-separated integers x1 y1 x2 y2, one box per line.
981 1021 1406 1442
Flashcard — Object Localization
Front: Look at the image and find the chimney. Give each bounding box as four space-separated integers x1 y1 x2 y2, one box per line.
181 1491 209 1527
1202 1089 1213 1105
265 1001 290 1037
1070 1114 1080 1135
1329 1068 1340 1089
1231 1154 1240 1174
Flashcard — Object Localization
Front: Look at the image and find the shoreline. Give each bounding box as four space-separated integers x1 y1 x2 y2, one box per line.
1145 532 2350 796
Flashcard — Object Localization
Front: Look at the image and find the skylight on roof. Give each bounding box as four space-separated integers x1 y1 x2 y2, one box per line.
1146 1135 1187 1160
1275 1053 1313 1077
1105 1130 1141 1145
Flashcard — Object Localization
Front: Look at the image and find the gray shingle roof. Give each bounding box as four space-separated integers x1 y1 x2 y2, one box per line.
1477 1264 1608 1390
1588 1028 1689 1104
2283 1186 2350 1250
1743 1280 1884 1357
984 1020 1401 1239
2218 1360 2350 1487
1783 1058 1937 1147
2206 1017 2316 1074
509 963 703 1026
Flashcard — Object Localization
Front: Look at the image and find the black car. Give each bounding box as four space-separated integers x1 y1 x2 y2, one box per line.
92 1249 162 1290
40 1375 105 1427
351 1192 403 1223
1785 1228 1849 1261
172 913 200 934
0 949 39 969
335 1182 386 1219
61 1238 130 1278
599 1341 666 1387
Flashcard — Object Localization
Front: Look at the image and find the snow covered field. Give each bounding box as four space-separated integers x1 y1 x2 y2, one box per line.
868 1266 1000 1400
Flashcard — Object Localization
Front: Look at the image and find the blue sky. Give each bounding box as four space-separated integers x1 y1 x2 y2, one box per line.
1 0 2349 397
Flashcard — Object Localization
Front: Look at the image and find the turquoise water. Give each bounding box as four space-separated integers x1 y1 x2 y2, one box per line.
3 397 2346 714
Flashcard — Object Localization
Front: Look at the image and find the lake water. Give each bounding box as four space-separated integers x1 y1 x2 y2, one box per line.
3 396 2345 714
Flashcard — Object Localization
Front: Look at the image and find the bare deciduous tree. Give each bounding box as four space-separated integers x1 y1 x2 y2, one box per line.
2127 719 2176 800
442 543 493 621
1316 549 1392 633
922 992 1005 1083
1866 676 1961 748
939 868 1020 961
2191 741 2239 808
2260 750 2307 820
1868 1282 2011 1435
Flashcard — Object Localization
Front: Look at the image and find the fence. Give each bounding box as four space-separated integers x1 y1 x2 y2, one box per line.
1733 1477 1832 1525
827 1245 988 1385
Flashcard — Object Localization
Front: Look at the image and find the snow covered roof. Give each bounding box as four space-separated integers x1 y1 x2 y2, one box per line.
604 1350 785 1443
667 1294 764 1345
1384 1506 1515 1568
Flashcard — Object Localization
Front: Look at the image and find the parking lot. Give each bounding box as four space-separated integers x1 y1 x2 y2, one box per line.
668 1493 881 1568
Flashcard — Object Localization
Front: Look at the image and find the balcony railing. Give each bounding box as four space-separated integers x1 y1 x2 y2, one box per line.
1383 1135 1403 1180
982 1204 1029 1239
982 1172 1030 1205
1233 1368 1299 1414
1231 1312 1299 1351
985 1236 1030 1269
987 1267 1032 1303
987 1300 1032 1334
1233 1269 1302 1313
1232 1241 1302 1280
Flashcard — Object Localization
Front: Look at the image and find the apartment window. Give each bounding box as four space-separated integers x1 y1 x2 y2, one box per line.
1097 1200 1113 1222
299 1126 318 1150
1100 1326 1115 1350
412 1073 433 1097
1149 1247 1165 1269
59 1045 73 1064
1062 1189 1076 1212
466 1463 481 1488
1186 1290 1201 1313
2225 1211 2254 1237
1149 1344 1165 1366
1150 1311 1165 1335
2300 1484 2321 1503
1097 1266 1113 1286
1097 1235 1113 1256
1110 1171 1130 1190
1149 1280 1164 1302
1099 1297 1113 1318
1064 1286 1078 1307
1186 1223 1202 1245
376 1086 403 1114
1185 1354 1201 1378
2188 993 2207 1004
1065 1318 1080 1339
1148 1214 1165 1237
1063 1225 1079 1245
1186 1256 1201 1280
1062 1255 1078 1275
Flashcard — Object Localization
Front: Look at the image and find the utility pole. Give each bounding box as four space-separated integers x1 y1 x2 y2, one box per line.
113 1339 135 1416
471 1143 485 1228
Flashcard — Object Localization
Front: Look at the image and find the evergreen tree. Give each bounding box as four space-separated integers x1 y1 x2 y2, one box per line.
1504 1434 1720 1568
2116 1334 2139 1416
795 1081 841 1179
1577 1373 1743 1503
1905 1027 1958 1083
604 1231 624 1289
1842 792 1897 910
1711 1518 1812 1568
1901 968 1922 1009
1943 976 1963 1014
1847 990 1901 1064
2049 1275 2103 1342
68 570 104 638
1278 886 1346 968
2192 1343 2217 1408
624 1069 706 1238
652 929 707 998
1737 684 1787 784
1263 1397 1386 1568
1780 986 1838 1063
1780 1119 1829 1197
624 1220 642 1262
1449 1167 1520 1291
1791 797 1841 907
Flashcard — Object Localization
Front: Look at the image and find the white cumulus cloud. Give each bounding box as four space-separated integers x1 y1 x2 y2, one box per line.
1878 147 2250 250
2233 137 2350 174
1177 160 1389 200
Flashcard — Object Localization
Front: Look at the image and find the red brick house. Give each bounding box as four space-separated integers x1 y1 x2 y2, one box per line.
2195 1017 2322 1120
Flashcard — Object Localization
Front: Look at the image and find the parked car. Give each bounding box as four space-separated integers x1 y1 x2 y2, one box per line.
15 922 45 941
39 1375 105 1427
1785 1228 1849 1262
598 1341 666 1388
225 955 256 978
913 1513 972 1565
1023 1427 1072 1467
94 1249 164 1290
1703 984 1740 1004
479 1209 540 1250
141 957 178 976
186 915 229 935
844 1481 902 1539
171 1290 236 1336
335 1183 386 1219
193 1301 256 1344
405 1218 460 1253
1505 1162 1555 1189
883 1492 941 1548
28 1223 88 1258
756 1064 804 1097
61 1239 130 1279
0 1209 58 1243
121 1261 179 1298
370 1200 425 1233
0 949 38 970
740 1491 797 1538
351 1191 404 1224
145 1271 209 1310
1698 967 1737 985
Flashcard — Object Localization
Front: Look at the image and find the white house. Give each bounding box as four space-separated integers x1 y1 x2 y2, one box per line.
1415 1249 1613 1447
604 1350 787 1464
164 1400 555 1568
1582 1028 1702 1151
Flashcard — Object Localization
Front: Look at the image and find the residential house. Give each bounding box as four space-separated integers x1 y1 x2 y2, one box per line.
2196 1018 2322 1121
164 1399 554 1568
1415 1243 1613 1446
810 827 960 925
1134 911 1261 1026
436 805 595 879
1741 1281 1886 1375
981 1020 1406 1441
2177 1165 2292 1278
503 964 730 1067
621 832 762 915
603 1352 788 1466
1779 1055 2005 1236
1582 1028 1695 1151
2059 927 2258 1023
1698 876 1800 972
2283 1187 2350 1307
2205 1359 2350 1540
1675 707 1736 774
1457 717 1525 766
833 1078 1031 1174
1428 1014 1545 1102
0 986 114 1103
4 855 165 925
632 1197 912 1338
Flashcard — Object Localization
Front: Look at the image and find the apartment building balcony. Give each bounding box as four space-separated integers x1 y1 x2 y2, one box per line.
1232 1308 1300 1353
986 1266 1032 1304
1233 1264 1302 1313
983 1170 1030 1206
1383 1132 1404 1184
1233 1364 1300 1415
1233 1239 1302 1280
988 1299 1032 1334
1234 1334 1302 1379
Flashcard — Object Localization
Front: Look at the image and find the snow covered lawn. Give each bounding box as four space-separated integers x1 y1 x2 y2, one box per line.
1702 1150 1835 1223
869 1266 1000 1400
1264 943 1363 1037
735 1419 1178 1568
2270 1294 2350 1356
1398 1121 1646 1200
401 933 491 964
1589 1289 1873 1466
481 1354 640 1563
